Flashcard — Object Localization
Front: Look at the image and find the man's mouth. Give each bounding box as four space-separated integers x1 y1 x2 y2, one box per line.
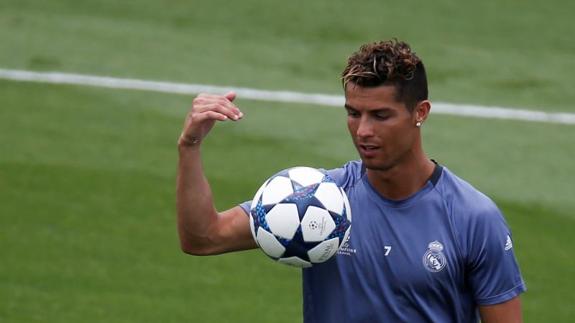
358 144 379 157
360 144 378 150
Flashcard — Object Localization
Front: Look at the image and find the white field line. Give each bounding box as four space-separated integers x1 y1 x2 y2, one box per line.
1 68 574 125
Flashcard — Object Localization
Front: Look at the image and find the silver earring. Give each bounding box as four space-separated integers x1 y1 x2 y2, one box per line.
416 121 422 127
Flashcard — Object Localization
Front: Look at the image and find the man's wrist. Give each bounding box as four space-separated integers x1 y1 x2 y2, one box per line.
178 135 202 150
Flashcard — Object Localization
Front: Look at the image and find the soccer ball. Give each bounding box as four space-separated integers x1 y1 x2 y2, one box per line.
249 166 352 268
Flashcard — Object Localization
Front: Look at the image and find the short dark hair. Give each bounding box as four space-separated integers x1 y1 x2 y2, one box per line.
342 39 428 111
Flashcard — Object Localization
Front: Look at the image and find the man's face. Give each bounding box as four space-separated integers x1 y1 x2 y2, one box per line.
344 84 419 171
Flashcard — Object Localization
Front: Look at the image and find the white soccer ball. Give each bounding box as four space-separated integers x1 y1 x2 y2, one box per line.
249 166 352 268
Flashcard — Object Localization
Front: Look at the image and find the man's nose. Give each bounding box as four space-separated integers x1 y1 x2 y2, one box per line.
356 116 374 138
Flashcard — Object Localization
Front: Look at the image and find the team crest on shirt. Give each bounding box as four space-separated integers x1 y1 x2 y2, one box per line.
423 241 446 272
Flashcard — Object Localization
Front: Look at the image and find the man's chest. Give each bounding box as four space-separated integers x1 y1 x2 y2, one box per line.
335 198 466 293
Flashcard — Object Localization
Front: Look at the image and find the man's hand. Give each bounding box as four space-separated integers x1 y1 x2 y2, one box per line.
178 92 243 147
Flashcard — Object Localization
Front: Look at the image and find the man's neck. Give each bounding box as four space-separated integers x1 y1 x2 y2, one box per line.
366 154 436 201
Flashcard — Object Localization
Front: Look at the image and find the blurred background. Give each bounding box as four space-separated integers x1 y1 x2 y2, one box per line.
1 0 574 322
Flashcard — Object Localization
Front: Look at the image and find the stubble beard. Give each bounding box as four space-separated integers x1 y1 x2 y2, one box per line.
363 158 396 172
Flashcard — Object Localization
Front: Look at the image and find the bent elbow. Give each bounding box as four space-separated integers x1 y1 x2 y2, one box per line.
179 237 217 256
180 244 209 256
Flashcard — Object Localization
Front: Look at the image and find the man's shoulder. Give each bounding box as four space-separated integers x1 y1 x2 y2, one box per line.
436 167 501 220
435 167 511 254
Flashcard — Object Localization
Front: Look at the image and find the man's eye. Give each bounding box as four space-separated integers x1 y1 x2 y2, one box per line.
346 110 360 117
375 114 389 120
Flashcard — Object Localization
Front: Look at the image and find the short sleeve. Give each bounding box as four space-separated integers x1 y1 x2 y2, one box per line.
239 200 251 216
324 160 363 190
466 205 526 305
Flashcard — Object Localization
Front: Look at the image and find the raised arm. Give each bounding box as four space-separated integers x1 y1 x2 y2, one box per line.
177 92 257 255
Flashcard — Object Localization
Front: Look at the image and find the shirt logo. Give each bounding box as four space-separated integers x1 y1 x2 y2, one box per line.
504 235 513 251
423 241 447 272
337 233 356 256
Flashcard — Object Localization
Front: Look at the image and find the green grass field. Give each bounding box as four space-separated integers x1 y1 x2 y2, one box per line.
1 0 574 322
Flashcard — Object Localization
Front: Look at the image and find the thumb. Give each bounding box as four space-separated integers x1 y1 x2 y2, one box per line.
224 91 237 102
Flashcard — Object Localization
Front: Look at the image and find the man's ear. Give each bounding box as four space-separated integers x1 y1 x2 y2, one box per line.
414 100 431 124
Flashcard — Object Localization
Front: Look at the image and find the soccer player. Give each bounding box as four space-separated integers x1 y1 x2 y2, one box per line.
177 39 526 322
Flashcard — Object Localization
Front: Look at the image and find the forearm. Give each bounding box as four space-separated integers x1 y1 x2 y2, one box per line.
176 143 219 254
176 91 250 255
